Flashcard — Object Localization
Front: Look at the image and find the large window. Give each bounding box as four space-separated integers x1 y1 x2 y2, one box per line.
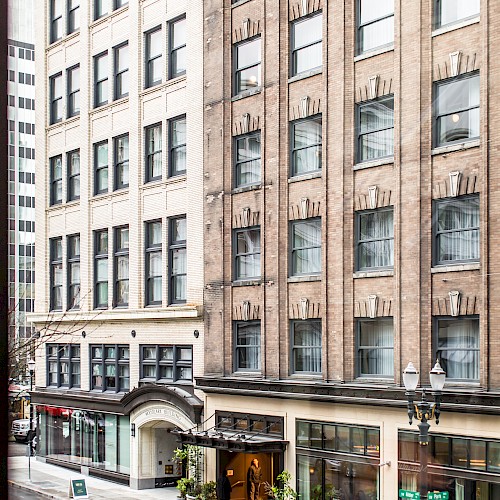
145 220 162 306
145 123 162 182
94 52 108 108
357 96 394 162
50 155 63 206
291 320 322 374
291 219 321 276
434 195 479 265
140 345 192 382
291 116 322 176
291 13 322 76
357 318 394 378
355 207 394 271
91 344 129 392
169 216 186 304
357 0 394 54
169 116 187 176
114 226 129 307
67 0 80 34
434 73 479 147
114 43 129 100
50 0 63 43
67 234 80 309
145 27 162 88
169 16 186 78
437 0 479 28
114 134 129 190
234 37 261 95
234 132 261 188
94 230 108 309
67 65 80 118
94 0 108 20
47 344 81 388
234 321 261 372
50 237 63 311
50 73 63 124
435 317 479 382
94 141 108 195
234 227 261 280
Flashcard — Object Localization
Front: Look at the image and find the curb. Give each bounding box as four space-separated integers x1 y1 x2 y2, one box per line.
8 479 64 499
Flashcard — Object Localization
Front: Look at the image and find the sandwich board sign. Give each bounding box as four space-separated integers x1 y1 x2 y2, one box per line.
69 478 88 498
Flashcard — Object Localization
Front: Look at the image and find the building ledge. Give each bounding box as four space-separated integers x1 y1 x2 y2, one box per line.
288 275 321 283
431 139 480 156
431 263 480 273
288 68 322 84
353 270 394 278
232 87 261 102
353 157 394 171
354 44 394 62
288 171 322 183
232 183 262 195
432 16 480 37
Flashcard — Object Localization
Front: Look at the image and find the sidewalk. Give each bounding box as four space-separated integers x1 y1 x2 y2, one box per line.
8 456 181 499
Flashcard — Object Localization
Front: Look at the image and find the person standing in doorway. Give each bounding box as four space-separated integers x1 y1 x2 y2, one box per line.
247 458 262 500
216 469 232 500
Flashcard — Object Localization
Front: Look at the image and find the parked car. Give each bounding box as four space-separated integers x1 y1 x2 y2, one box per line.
11 418 36 443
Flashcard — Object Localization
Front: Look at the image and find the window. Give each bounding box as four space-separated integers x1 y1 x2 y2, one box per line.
145 28 162 88
47 344 80 388
169 217 186 304
291 13 322 76
50 237 63 311
114 43 129 100
435 317 479 381
67 65 80 117
169 116 186 176
355 207 394 271
234 132 261 187
114 226 129 307
434 73 479 147
67 235 80 309
68 0 80 34
357 0 394 54
94 141 108 194
50 73 63 124
115 0 128 8
145 123 162 181
357 96 394 162
67 150 80 201
234 227 261 280
234 37 261 95
50 155 63 206
291 320 322 374
145 221 162 306
357 318 394 377
235 322 261 372
437 0 479 28
291 219 321 276
94 230 108 308
91 344 129 392
434 195 479 265
94 0 108 20
140 345 192 382
169 16 186 78
114 134 129 190
50 0 63 43
291 115 322 176
94 52 108 107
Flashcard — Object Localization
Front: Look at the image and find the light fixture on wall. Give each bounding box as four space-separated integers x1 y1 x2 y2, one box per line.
81 331 86 338
131 423 136 437
131 330 136 338
193 330 200 339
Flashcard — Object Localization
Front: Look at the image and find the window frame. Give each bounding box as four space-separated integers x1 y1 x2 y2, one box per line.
50 237 63 311
94 229 109 309
50 155 63 206
67 234 80 310
47 344 81 388
168 216 187 305
145 123 162 182
290 319 322 375
290 218 322 277
113 133 129 190
435 0 480 29
168 15 187 79
94 140 108 195
50 0 63 44
140 345 193 383
145 220 162 306
67 64 80 118
145 26 163 88
233 226 261 281
233 131 261 188
168 115 187 177
90 344 129 392
356 0 394 55
93 51 108 108
94 0 108 20
49 73 63 125
433 194 480 266
290 12 323 77
290 114 322 177
114 226 129 308
114 42 129 100
233 36 262 96
67 0 80 35
67 149 80 201
234 321 261 373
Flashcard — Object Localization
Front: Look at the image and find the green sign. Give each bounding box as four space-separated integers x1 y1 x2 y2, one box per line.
399 490 420 499
69 478 88 498
428 492 449 500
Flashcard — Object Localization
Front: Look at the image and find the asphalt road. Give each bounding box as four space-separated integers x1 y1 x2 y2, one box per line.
8 485 47 499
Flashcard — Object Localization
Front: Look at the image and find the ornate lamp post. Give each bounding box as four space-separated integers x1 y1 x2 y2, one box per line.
403 360 446 500
27 358 36 481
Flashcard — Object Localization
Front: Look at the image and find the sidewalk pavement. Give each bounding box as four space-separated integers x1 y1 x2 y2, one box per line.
8 456 181 499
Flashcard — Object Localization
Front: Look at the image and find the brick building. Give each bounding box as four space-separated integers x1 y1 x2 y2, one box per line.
191 0 500 498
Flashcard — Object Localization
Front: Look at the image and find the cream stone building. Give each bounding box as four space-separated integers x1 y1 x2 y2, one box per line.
31 0 204 489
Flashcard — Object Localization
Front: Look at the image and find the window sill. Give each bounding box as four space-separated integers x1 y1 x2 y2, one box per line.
288 373 323 380
431 139 480 156
288 275 321 283
47 30 80 52
432 16 480 37
353 270 394 278
89 4 129 30
353 156 394 171
354 44 394 62
231 371 263 377
89 97 130 117
232 183 262 194
288 171 322 183
288 68 322 84
140 75 187 98
431 263 480 273
231 0 253 7
232 87 261 102
232 280 261 287
352 378 394 387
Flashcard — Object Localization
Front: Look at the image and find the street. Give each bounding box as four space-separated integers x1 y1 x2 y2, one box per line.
8 485 47 499
8 441 29 457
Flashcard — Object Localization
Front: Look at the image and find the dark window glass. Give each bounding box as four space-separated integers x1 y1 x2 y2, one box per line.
47 344 80 387
234 132 261 187
291 219 321 275
67 65 80 117
235 322 261 371
358 318 394 377
50 73 63 124
234 227 261 280
114 134 129 189
114 43 129 99
94 141 108 194
291 320 322 374
50 237 63 310
234 38 261 95
169 216 186 304
358 0 394 53
141 345 192 382
68 0 80 34
145 124 162 181
50 0 63 43
67 150 80 201
145 221 162 306
67 234 80 309
291 116 322 176
438 0 479 28
94 52 108 107
50 155 63 205
146 28 162 88
114 227 129 307
291 13 322 76
169 16 186 78
169 116 186 177
94 230 108 308
94 0 108 20
91 344 129 392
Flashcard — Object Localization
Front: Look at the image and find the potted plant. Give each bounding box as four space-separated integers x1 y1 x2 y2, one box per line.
173 445 204 500
198 481 217 500
264 471 298 500
177 477 196 499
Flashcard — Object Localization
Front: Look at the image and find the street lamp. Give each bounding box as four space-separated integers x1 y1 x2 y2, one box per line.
403 360 446 500
27 358 36 481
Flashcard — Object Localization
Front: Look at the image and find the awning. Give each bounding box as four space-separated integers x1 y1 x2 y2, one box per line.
172 429 288 453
